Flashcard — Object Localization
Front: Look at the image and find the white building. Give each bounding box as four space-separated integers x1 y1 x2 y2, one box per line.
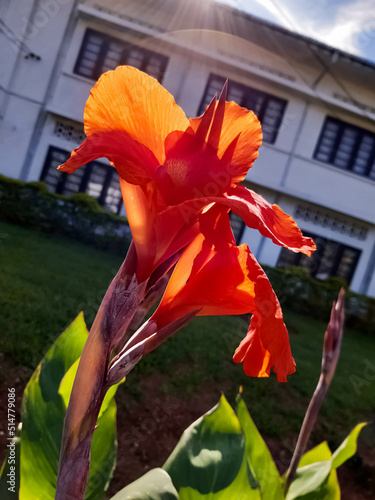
1 0 375 296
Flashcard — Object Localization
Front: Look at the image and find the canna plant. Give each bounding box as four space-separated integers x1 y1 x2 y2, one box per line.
0 286 366 499
53 65 316 498
1 66 366 499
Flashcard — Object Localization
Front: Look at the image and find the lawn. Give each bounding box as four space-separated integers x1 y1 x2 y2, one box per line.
1 220 374 454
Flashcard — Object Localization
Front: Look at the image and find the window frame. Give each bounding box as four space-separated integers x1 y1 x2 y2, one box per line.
40 146 124 214
276 230 361 285
313 116 375 179
198 74 288 144
229 211 246 244
74 28 169 82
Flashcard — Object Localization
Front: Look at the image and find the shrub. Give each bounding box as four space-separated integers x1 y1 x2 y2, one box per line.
263 265 375 333
0 174 130 254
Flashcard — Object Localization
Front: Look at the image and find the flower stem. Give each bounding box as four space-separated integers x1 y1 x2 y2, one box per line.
284 289 345 496
56 243 146 500
284 375 328 495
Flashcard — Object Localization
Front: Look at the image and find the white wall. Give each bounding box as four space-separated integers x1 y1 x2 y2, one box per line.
0 97 41 178
1 1 375 296
0 0 76 178
253 192 375 295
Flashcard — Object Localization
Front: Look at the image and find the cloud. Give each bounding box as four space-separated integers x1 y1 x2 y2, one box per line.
220 0 375 61
253 0 375 57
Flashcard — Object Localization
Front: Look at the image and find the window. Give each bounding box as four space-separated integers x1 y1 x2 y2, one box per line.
277 231 361 285
198 74 287 144
314 117 375 179
40 146 123 214
74 28 168 82
229 211 245 244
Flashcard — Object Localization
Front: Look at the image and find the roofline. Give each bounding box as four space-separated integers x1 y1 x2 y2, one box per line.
216 1 375 73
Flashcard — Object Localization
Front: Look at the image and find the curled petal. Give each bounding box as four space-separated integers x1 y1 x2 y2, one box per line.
151 206 295 382
233 250 296 382
58 131 159 185
84 66 190 164
221 186 316 255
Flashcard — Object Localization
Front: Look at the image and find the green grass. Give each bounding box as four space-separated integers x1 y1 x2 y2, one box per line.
0 221 123 367
1 221 374 448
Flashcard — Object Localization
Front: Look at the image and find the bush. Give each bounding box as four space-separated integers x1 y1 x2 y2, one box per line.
0 174 130 254
263 265 375 333
1 174 373 332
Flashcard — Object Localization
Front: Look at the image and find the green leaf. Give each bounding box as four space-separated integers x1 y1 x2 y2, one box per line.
299 442 332 467
236 397 283 499
19 313 89 500
110 468 178 499
331 422 367 469
164 395 260 499
287 461 333 500
292 442 340 499
320 470 340 500
287 422 367 499
7 313 120 500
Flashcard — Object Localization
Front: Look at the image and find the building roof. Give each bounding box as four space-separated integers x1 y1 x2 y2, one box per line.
216 1 375 72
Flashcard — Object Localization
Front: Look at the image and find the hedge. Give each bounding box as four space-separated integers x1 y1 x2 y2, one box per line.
0 174 374 332
263 265 375 334
0 174 130 254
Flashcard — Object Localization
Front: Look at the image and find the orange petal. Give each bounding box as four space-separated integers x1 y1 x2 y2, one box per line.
219 186 316 256
233 250 296 382
120 180 157 281
84 66 190 164
150 205 295 382
151 207 256 326
189 100 262 184
120 179 202 282
58 131 159 185
157 131 230 205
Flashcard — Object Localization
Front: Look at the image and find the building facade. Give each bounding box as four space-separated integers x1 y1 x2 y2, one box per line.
1 0 375 296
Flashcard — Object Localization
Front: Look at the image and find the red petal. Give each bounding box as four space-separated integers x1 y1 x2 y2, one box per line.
233 250 296 382
58 131 159 185
120 179 202 282
151 207 256 326
151 206 295 382
221 186 316 256
189 100 262 184
158 131 229 205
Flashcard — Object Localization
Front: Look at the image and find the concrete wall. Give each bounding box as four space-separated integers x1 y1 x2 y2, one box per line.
1 0 375 295
0 0 76 178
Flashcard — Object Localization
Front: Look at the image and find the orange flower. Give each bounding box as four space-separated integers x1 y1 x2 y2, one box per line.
58 66 316 379
150 205 295 382
58 66 314 283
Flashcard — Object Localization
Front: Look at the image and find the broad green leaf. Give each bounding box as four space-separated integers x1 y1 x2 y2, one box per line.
164 395 259 498
295 442 340 500
299 442 332 467
320 470 340 500
331 422 367 469
19 313 89 500
110 468 178 499
178 453 261 500
288 423 366 499
287 461 333 500
11 313 120 500
236 397 283 499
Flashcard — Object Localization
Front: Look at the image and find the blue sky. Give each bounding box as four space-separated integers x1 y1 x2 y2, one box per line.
218 0 375 64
